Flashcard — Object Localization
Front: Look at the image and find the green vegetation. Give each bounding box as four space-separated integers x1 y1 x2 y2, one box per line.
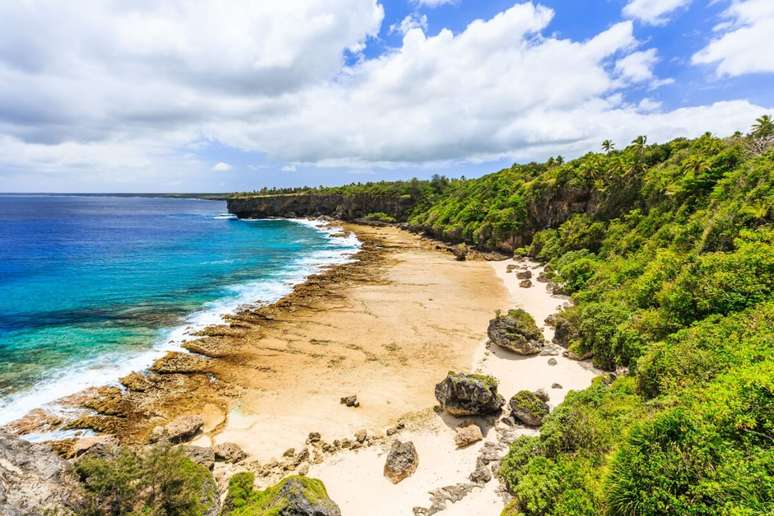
231 175 454 221
465 372 500 389
498 309 545 343
363 211 397 223
488 124 773 514
508 390 550 426
223 473 337 516
74 445 218 515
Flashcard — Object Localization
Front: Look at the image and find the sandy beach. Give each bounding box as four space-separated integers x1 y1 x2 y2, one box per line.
4 222 599 515
304 257 599 515
202 224 510 458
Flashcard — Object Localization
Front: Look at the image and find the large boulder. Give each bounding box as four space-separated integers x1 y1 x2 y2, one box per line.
0 431 84 515
550 311 579 348
384 440 419 484
487 309 545 355
434 372 505 416
224 473 341 515
509 390 550 427
149 415 204 444
214 442 247 463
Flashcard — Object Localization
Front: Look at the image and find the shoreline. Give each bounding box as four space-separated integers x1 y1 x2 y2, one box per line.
1 218 360 435
3 220 599 515
4 222 507 449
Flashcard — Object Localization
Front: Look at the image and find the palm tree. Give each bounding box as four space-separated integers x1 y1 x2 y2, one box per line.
601 140 615 153
631 135 647 147
750 114 773 154
752 115 773 138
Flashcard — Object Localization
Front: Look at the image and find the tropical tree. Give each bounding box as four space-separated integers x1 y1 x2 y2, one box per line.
602 139 615 153
750 114 774 153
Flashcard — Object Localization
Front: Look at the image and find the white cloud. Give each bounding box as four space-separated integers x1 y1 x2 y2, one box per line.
623 0 691 25
0 0 770 190
614 48 674 88
390 13 428 35
692 0 774 76
281 164 298 172
638 97 663 112
212 162 232 172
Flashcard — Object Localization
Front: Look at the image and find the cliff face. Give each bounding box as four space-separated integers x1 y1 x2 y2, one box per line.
227 193 418 221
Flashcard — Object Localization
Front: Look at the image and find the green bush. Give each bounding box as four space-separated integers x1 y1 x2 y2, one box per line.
363 211 397 223
75 445 217 515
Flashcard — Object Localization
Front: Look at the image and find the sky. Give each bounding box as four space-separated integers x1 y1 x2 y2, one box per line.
0 0 772 193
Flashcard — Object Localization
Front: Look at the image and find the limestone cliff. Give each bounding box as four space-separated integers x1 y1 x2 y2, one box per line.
227 192 418 221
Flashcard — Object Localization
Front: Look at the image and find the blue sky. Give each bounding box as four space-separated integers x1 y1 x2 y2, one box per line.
0 0 772 192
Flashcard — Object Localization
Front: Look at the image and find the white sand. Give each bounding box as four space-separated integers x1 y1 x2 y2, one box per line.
309 258 599 515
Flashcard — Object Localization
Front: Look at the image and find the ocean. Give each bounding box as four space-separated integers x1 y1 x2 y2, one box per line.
0 195 359 425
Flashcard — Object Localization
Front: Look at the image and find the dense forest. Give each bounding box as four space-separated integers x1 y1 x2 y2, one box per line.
241 117 773 514
424 118 774 514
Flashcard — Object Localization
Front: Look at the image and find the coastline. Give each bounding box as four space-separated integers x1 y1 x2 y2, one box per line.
0 217 360 434
3 222 507 448
3 220 599 514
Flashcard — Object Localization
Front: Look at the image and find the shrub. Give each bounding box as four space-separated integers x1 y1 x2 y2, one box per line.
75 445 217 515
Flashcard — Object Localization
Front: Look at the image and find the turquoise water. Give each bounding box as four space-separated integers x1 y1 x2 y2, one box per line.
0 195 359 423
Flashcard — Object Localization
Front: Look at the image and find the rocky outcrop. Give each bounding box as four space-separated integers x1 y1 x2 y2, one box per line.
149 415 204 444
0 431 84 515
384 440 419 484
434 372 505 416
181 445 215 470
224 473 341 516
509 390 550 427
487 309 545 355
214 442 247 463
228 192 419 221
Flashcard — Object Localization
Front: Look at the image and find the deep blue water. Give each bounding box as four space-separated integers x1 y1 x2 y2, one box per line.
0 195 358 423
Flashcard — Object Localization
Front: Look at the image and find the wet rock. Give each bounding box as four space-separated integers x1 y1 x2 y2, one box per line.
80 386 128 416
181 445 215 470
307 432 321 443
2 408 62 436
434 372 505 417
454 422 483 448
340 394 360 408
354 429 367 443
519 279 533 288
0 431 84 514
506 264 518 273
150 352 211 374
548 357 558 366
119 371 152 392
551 383 563 389
487 309 545 355
537 271 550 283
551 283 569 296
509 390 550 427
515 270 532 280
182 338 230 358
149 415 204 444
384 440 419 484
214 442 247 463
